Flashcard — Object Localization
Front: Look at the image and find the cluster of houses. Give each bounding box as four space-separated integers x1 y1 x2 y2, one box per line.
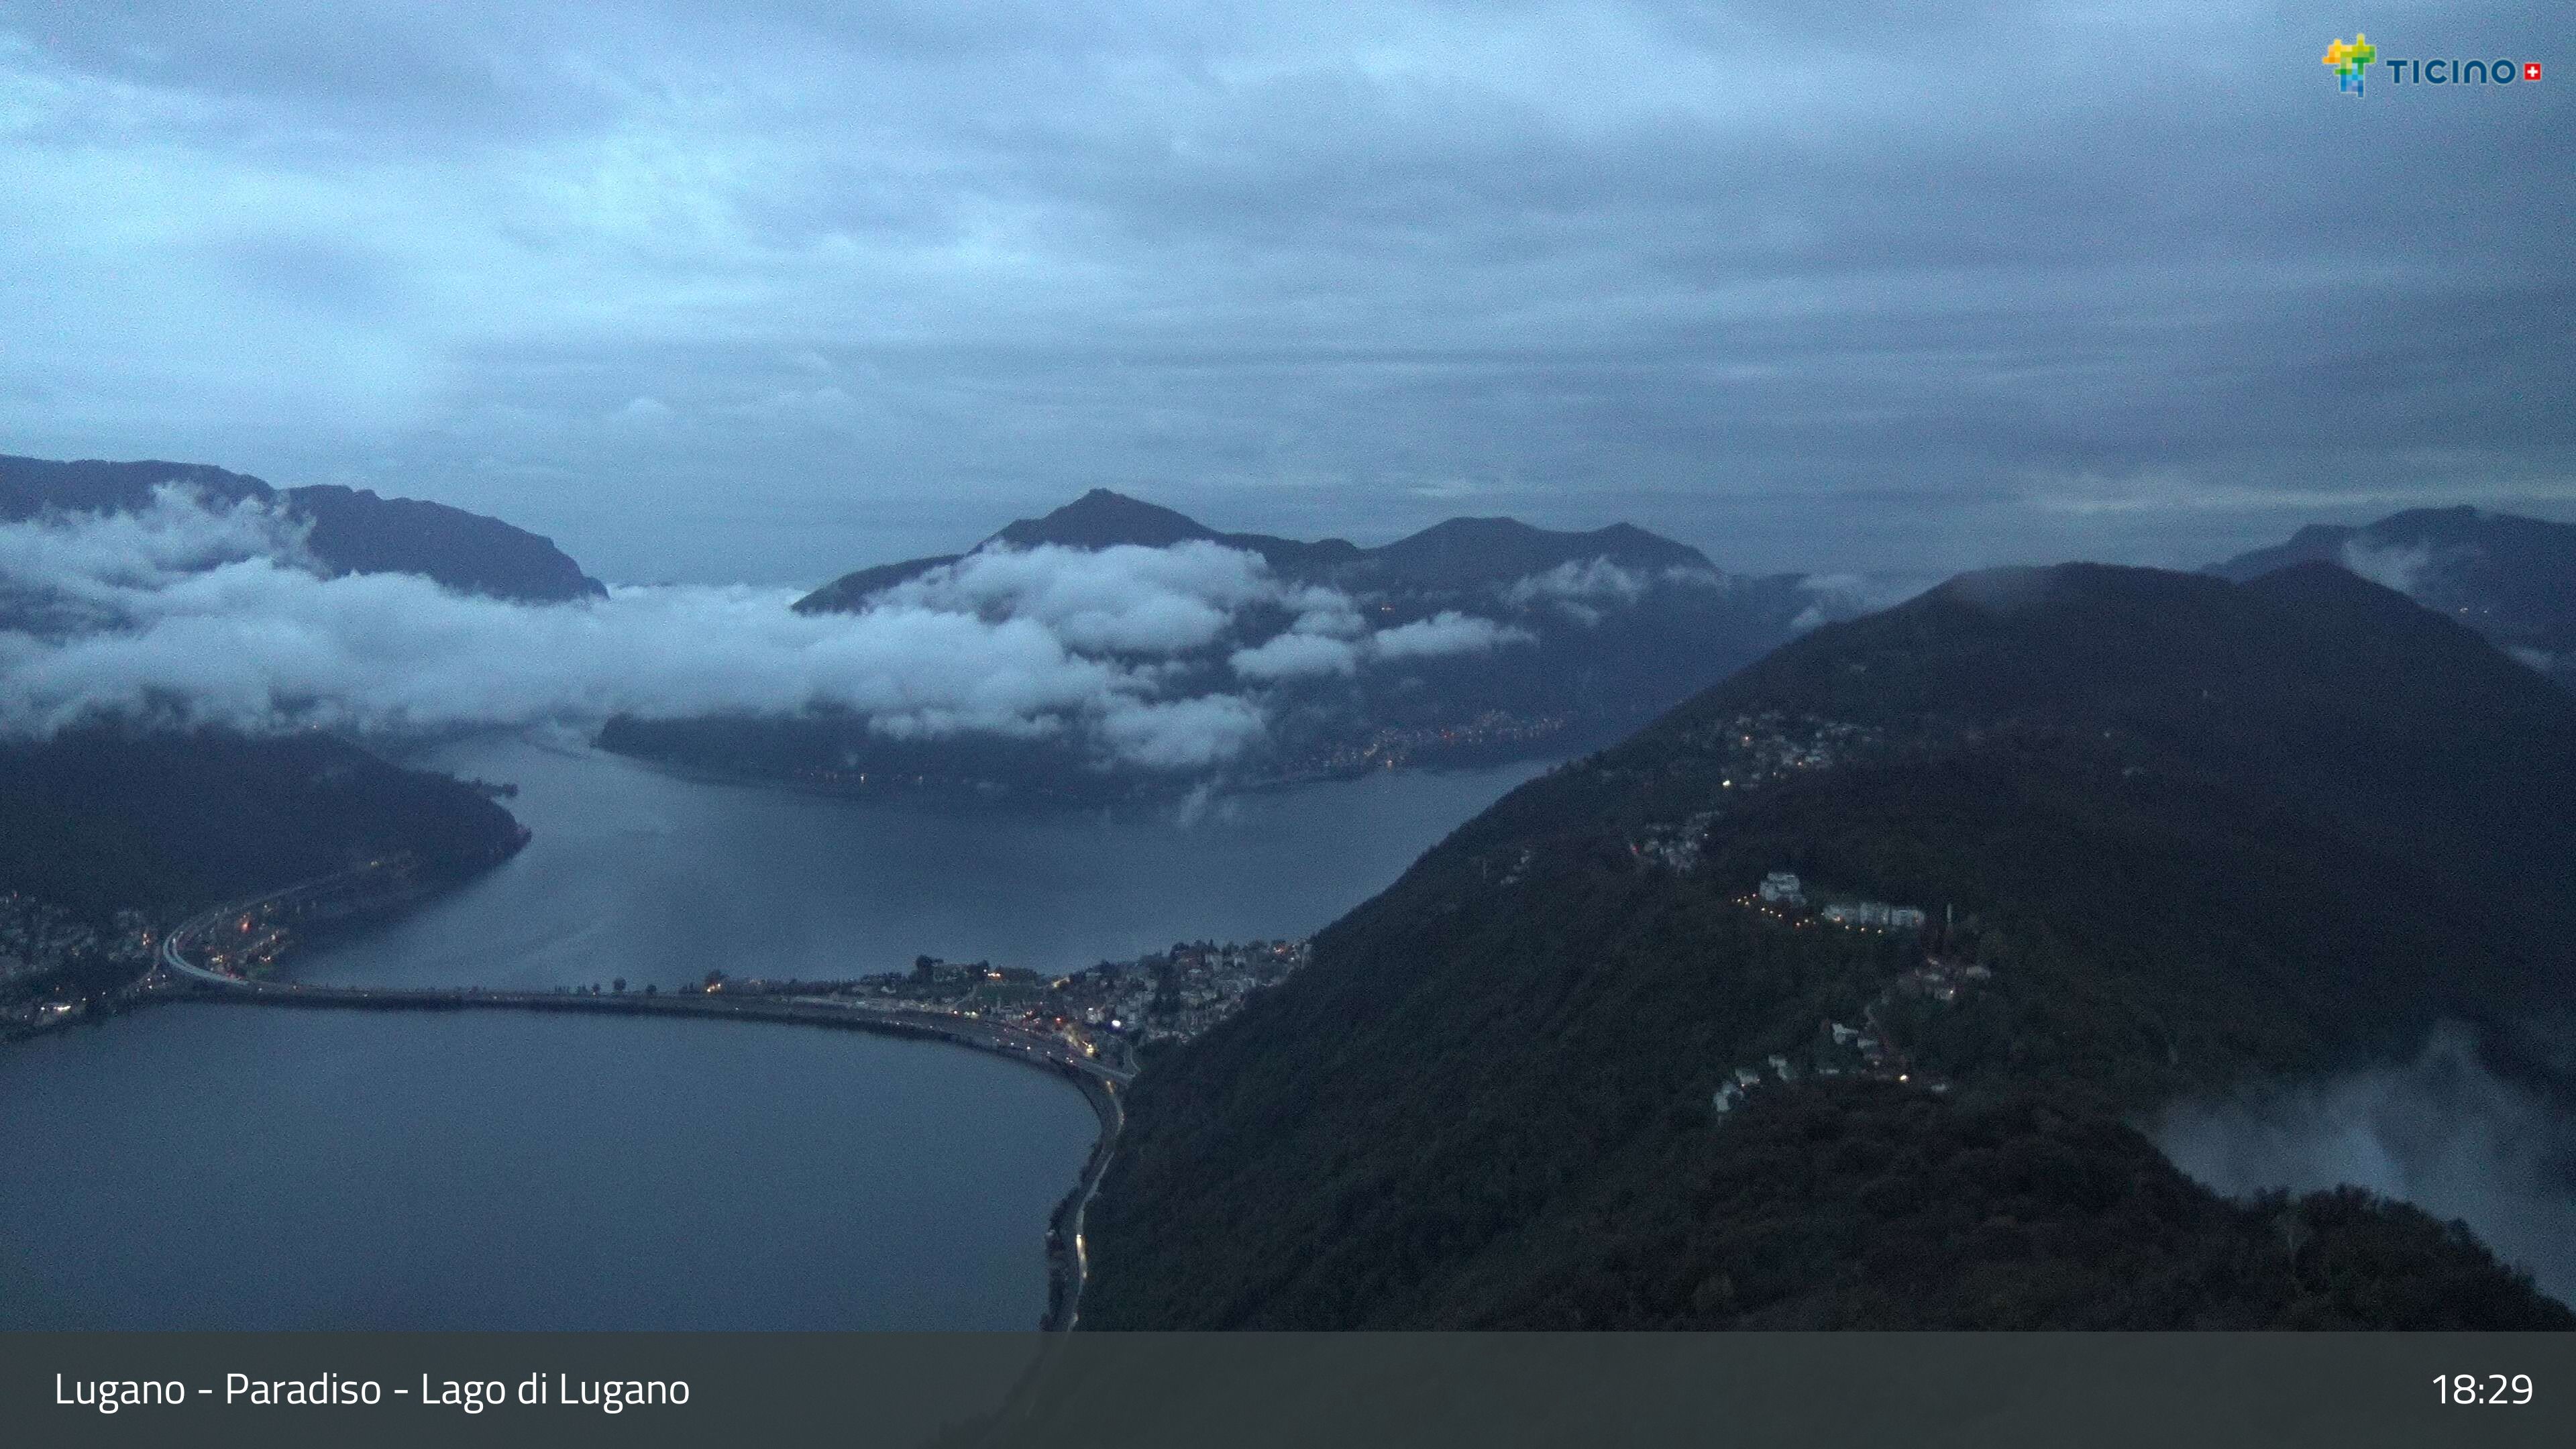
0 894 152 990
1823 900 1927 930
1624 714 1896 877
1297 710 1572 778
1711 875 2003 1120
1674 711 1889 792
1057 938 1312 1046
1712 1010 1964 1119
0 895 158 1039
1711 1049 1805 1114
780 938 1315 1067
1751 871 1927 932
1713 1020 1907 1116
1632 813 1718 873
1896 954 1990 1004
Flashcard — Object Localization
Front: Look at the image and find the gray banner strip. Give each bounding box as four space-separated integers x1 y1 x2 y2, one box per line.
9 1332 2572 1448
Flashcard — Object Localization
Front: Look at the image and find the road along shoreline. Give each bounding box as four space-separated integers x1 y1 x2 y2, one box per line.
144 955 1129 1332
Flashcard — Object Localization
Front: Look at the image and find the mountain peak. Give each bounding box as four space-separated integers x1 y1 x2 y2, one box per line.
985 490 1219 552
1925 560 2229 614
800 492 1726 612
1369 514 1713 588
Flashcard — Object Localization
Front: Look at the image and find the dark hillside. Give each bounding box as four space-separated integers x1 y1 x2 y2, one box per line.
1451 1086 2569 1330
2210 506 2576 693
0 727 527 920
1080 562 2576 1329
1656 561 2576 960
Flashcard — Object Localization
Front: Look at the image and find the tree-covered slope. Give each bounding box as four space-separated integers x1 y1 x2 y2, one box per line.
0 727 528 920
1668 561 2576 952
1079 561 2576 1329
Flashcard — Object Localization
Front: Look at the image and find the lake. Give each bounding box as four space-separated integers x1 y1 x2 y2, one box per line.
0 734 1544 1329
292 733 1544 991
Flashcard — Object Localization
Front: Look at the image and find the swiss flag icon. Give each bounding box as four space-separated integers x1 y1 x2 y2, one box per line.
2525 62 2543 81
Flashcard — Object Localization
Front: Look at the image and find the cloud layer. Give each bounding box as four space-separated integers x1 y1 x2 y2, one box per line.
2155 1023 2576 1307
0 488 1521 768
2338 539 2437 598
2 3 2568 584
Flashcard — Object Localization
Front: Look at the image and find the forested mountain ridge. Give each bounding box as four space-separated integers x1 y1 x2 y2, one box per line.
1 453 606 602
2209 505 2576 694
792 489 1721 612
611 491 1856 798
1617 561 2576 974
0 727 527 922
1079 561 2576 1329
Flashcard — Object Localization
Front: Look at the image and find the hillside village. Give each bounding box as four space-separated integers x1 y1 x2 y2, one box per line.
1711 869 1992 1118
1629 712 1892 873
1678 711 1888 790
1576 710 2013 1124
682 938 1313 1073
0 893 156 1038
1287 710 1572 780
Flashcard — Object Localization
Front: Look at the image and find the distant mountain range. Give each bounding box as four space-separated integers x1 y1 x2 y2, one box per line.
2210 506 2576 692
604 490 1860 799
795 488 1717 611
1081 558 2576 1328
1 454 606 603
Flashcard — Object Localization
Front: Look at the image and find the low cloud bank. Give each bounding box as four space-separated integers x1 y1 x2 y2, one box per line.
2338 538 2437 598
2333 538 2571 687
0 488 1525 769
0 488 316 631
1791 572 1935 632
2506 646 2575 685
1230 607 1529 681
1229 630 1359 681
1371 610 1530 660
880 540 1288 656
2153 1023 2576 1307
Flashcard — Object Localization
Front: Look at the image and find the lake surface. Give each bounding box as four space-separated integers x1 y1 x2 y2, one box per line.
299 733 1546 991
0 735 1543 1329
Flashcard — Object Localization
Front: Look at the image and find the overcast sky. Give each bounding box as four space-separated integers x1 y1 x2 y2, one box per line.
3 2 2569 584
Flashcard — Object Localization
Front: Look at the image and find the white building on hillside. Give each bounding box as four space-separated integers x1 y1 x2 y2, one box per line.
1823 900 1929 930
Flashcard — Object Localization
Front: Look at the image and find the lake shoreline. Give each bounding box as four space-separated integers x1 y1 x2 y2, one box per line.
120 979 1127 1332
4 733 1536 1330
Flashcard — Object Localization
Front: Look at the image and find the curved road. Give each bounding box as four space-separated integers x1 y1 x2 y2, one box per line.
1059 1081 1124 1332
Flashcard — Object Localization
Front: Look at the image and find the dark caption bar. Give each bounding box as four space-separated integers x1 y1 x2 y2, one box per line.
9 1332 2573 1448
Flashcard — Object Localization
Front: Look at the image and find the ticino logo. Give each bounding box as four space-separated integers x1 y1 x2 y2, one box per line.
2323 34 2542 95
